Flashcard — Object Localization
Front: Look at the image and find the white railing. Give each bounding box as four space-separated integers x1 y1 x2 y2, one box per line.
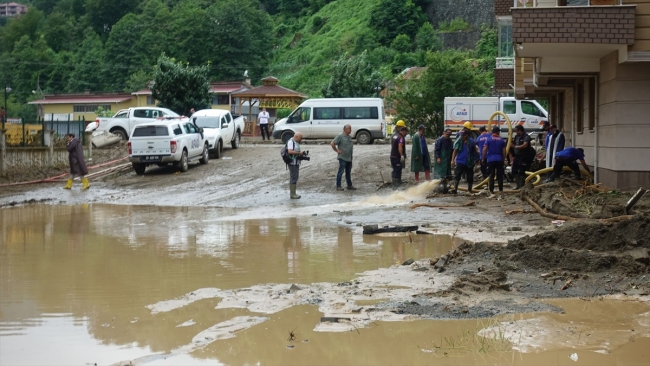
496 57 515 69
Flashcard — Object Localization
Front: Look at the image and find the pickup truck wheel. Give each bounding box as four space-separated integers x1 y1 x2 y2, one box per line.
213 141 222 159
199 144 209 164
132 163 146 175
231 131 240 149
176 150 189 172
356 130 372 145
281 131 294 144
112 128 128 141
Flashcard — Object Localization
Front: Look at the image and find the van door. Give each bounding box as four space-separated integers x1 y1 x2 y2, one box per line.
286 107 312 138
520 100 546 132
313 106 342 138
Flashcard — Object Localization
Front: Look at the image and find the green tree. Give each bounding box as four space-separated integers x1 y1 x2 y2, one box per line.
369 0 427 46
10 36 56 104
207 0 274 81
2 8 45 53
136 0 173 66
85 0 140 36
322 50 383 98
389 50 488 134
124 70 153 92
42 11 75 52
68 33 107 92
103 13 145 90
47 51 75 92
415 23 441 52
151 54 212 115
390 34 412 53
169 2 212 67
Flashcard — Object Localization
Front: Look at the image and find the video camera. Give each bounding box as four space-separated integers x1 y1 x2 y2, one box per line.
297 150 310 161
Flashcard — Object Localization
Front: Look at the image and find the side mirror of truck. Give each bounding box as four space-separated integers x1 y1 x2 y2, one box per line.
199 127 204 133
221 123 228 128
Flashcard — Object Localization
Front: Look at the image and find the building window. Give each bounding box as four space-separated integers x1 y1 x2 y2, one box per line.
588 79 595 131
212 94 230 105
498 18 513 58
73 105 85 113
146 96 155 105
73 105 112 113
576 82 584 133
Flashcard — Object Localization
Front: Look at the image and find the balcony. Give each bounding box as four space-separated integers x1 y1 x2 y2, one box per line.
496 57 515 68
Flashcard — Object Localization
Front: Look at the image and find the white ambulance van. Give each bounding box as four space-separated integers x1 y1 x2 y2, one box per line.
272 98 386 144
444 97 548 137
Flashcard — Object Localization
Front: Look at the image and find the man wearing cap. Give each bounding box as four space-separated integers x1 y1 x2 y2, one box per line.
451 130 479 193
545 124 565 169
482 126 507 194
433 128 453 180
410 124 431 183
476 126 490 180
544 147 591 182
390 127 408 189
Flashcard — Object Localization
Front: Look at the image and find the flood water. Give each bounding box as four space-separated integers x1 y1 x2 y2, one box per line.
1 204 649 365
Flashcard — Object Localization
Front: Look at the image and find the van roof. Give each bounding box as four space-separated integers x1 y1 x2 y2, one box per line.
301 98 382 104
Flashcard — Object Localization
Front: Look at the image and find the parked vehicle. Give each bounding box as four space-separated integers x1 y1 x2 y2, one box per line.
85 107 181 140
127 120 209 175
191 109 244 158
444 97 548 137
272 98 386 144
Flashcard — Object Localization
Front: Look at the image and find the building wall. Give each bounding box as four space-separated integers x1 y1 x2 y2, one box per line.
40 99 141 121
494 68 515 91
623 0 650 51
576 51 650 189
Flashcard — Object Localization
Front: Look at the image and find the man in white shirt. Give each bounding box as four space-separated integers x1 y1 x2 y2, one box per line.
258 107 270 140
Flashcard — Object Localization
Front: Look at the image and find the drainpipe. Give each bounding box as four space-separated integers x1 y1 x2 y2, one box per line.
593 75 599 184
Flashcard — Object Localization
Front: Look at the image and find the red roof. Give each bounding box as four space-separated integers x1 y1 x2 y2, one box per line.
29 95 133 105
132 89 151 95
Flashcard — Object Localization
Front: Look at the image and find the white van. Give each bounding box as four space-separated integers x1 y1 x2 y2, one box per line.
444 97 548 136
271 98 386 144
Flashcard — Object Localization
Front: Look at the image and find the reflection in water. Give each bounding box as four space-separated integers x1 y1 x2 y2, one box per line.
0 204 454 364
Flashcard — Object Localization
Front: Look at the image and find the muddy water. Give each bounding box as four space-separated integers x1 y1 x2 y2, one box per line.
1 204 649 365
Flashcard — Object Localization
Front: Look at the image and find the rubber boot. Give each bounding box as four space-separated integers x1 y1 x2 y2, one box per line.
290 184 301 199
514 175 523 190
392 178 401 190
414 172 420 183
63 179 73 189
425 171 431 181
82 178 90 190
452 180 460 194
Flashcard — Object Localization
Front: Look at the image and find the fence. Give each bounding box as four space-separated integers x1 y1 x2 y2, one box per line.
3 116 86 147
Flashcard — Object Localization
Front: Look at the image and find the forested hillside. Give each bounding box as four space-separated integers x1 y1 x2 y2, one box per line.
0 0 497 125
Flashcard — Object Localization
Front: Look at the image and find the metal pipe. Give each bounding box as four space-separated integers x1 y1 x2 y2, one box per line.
594 75 599 183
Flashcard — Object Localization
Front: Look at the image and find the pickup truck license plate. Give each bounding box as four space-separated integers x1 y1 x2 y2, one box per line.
141 155 162 162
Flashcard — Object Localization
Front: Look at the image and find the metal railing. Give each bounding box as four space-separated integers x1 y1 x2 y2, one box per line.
5 117 86 147
496 57 515 69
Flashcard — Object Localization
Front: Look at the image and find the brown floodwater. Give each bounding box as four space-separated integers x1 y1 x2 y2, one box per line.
1 204 649 365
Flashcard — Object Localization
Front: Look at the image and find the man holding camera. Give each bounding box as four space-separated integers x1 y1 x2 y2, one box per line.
287 132 308 199
331 124 355 191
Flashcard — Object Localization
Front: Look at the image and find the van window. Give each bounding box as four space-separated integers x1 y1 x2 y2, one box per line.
503 101 516 114
132 126 169 137
343 107 378 119
314 107 341 119
226 113 232 123
289 107 310 123
521 101 542 116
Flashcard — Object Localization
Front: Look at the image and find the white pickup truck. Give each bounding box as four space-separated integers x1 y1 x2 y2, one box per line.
191 109 245 158
85 107 181 140
127 120 209 174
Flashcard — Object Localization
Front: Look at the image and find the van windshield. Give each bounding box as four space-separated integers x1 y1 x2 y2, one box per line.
289 107 310 123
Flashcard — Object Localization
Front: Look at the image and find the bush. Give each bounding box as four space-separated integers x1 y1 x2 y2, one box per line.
439 17 471 32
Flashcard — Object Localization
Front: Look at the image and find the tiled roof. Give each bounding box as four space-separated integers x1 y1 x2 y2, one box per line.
232 84 307 98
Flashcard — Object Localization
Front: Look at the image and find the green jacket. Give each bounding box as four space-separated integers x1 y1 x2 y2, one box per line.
410 133 430 172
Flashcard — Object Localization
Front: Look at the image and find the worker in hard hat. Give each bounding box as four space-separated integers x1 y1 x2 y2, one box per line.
392 120 406 138
455 121 473 139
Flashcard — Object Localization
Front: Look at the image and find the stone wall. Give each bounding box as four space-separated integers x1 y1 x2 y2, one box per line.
494 68 514 91
4 147 89 172
438 30 483 50
426 0 496 29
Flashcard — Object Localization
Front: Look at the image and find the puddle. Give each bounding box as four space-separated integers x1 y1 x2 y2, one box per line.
1 204 649 365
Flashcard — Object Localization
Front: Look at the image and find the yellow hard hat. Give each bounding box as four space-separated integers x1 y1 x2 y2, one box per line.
396 120 406 127
463 121 473 129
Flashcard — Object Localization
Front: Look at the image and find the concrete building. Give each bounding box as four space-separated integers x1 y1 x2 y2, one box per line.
494 0 650 190
0 2 27 17
29 81 251 122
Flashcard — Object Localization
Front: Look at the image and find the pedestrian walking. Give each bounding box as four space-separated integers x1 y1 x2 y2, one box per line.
544 147 591 182
482 126 507 195
258 107 270 140
433 128 453 180
451 130 479 193
390 127 407 189
64 133 89 190
287 132 307 199
411 124 431 183
476 126 490 179
331 124 356 191
511 125 535 189
545 124 565 169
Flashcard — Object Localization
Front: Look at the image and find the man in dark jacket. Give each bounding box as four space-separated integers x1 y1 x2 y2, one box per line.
433 129 453 180
64 133 89 190
411 124 431 183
